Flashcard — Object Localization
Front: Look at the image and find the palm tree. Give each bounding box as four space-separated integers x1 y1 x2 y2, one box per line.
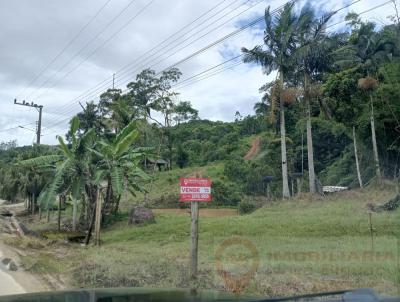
293 11 337 193
21 117 95 231
253 100 269 117
242 3 313 198
337 18 396 182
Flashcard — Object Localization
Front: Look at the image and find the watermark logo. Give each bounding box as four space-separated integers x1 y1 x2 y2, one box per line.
215 236 259 294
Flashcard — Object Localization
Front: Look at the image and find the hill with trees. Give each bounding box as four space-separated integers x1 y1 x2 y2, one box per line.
1 6 400 237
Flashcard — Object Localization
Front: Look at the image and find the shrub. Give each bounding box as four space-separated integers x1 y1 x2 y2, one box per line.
238 201 257 214
212 180 241 206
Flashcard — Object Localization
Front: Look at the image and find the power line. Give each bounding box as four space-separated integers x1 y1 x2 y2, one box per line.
41 0 258 120
42 0 270 126
24 0 139 100
42 0 235 114
16 0 113 100
40 1 292 131
34 0 156 101
172 54 243 88
328 0 392 29
174 1 393 92
0 122 36 133
14 100 43 144
42 0 376 133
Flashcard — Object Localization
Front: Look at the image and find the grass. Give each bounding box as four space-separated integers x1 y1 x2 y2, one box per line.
119 162 226 210
6 184 400 297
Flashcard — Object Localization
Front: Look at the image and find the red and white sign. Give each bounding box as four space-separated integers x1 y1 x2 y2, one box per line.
180 178 212 202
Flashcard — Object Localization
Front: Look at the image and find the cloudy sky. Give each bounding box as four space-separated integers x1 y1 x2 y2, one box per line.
0 0 394 146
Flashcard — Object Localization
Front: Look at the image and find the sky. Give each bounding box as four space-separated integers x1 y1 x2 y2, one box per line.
0 0 395 146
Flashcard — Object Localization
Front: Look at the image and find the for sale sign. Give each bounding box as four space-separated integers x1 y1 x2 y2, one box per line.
180 178 212 202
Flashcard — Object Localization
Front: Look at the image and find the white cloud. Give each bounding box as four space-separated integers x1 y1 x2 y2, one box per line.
0 0 394 146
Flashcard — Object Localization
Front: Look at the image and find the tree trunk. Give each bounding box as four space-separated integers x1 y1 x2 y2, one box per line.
58 195 62 231
72 197 77 232
353 126 363 188
280 71 290 198
94 189 103 246
31 194 35 216
84 186 98 245
114 195 121 215
84 204 96 246
296 178 302 196
306 91 316 194
104 177 112 216
370 95 382 183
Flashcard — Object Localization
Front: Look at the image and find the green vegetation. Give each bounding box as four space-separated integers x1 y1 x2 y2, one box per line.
5 186 399 296
0 2 400 297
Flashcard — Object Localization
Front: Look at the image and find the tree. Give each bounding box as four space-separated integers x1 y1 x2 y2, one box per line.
242 3 313 198
69 101 103 138
172 101 199 125
254 100 269 117
176 145 189 168
21 117 95 231
337 16 397 182
127 69 181 166
90 121 150 216
294 10 337 193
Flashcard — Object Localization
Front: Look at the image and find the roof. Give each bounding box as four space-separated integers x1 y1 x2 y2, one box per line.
147 158 169 165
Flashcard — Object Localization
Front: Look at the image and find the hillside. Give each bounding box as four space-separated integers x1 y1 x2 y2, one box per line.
2 184 399 297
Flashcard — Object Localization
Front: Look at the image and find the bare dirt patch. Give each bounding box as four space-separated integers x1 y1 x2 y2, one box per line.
153 208 238 217
244 137 260 160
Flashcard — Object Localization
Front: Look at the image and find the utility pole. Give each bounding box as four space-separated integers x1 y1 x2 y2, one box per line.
14 99 43 144
112 73 115 89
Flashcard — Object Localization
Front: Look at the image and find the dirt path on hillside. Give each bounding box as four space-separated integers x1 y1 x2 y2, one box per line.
244 137 261 160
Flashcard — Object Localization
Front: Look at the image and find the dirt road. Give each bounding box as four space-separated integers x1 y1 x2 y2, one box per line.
244 137 260 160
0 248 25 296
0 200 50 296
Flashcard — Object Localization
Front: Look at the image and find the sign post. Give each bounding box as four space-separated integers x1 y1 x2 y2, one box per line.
190 201 199 280
180 176 212 282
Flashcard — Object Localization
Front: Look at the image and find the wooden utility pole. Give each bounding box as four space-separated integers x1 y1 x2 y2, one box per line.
189 172 201 282
14 99 43 144
190 200 199 281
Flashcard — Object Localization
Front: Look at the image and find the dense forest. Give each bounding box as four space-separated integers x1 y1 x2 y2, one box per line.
1 4 400 236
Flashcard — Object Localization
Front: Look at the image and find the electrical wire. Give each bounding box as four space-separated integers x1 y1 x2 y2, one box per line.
15 0 113 100
42 0 383 133
0 122 36 133
24 0 139 100
34 0 156 101
39 0 233 117
41 0 278 127
41 0 262 120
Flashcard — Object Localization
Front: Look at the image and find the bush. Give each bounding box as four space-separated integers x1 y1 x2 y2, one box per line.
238 201 257 214
224 157 249 181
150 193 185 208
212 180 241 206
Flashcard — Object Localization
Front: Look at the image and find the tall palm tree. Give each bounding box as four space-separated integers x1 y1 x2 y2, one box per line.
293 11 337 193
337 19 396 182
242 3 313 198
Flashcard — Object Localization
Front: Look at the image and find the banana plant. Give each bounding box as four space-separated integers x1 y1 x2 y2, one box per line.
21 117 95 231
90 121 151 215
